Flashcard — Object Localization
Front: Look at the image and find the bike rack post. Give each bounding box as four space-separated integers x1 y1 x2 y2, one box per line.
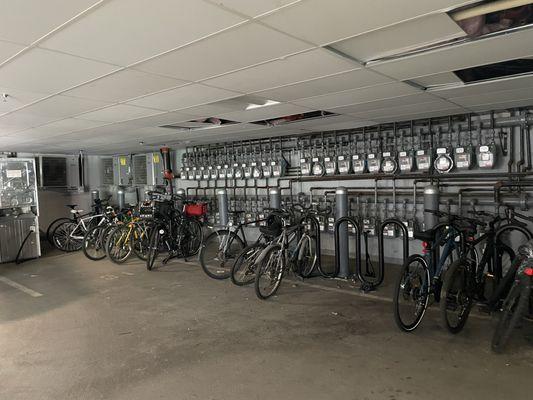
216 188 229 226
333 216 361 280
269 187 281 209
336 187 350 278
375 218 410 290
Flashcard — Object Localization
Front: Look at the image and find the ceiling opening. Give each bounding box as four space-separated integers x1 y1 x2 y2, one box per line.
249 110 337 126
159 117 238 132
453 58 533 83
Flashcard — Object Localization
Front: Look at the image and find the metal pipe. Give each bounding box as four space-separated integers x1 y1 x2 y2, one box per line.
336 187 349 278
517 123 526 172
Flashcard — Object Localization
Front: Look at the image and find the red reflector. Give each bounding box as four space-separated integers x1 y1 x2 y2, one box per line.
524 267 533 277
422 241 428 248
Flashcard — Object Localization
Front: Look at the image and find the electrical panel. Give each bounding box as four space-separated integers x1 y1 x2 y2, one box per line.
0 158 37 209
102 157 114 185
0 215 40 263
113 155 131 186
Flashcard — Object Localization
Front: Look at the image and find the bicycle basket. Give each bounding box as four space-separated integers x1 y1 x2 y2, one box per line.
259 214 282 237
184 203 208 218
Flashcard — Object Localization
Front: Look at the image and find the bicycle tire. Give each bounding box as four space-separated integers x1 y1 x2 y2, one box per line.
82 225 109 261
106 225 132 264
231 243 264 286
296 235 317 278
199 230 244 280
146 227 161 271
47 217 72 245
52 221 84 252
132 223 151 261
393 254 430 332
181 218 203 258
440 259 473 334
255 244 284 300
491 282 529 353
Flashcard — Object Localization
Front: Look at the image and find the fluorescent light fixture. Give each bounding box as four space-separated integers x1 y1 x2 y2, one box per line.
245 99 280 110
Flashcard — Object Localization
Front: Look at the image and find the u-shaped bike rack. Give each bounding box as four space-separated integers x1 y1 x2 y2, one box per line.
373 218 410 290
333 216 361 280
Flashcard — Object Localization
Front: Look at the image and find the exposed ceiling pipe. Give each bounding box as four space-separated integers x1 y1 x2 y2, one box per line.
451 0 533 21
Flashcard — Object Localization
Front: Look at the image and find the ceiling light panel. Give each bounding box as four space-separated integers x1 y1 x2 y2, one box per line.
39 0 245 66
135 22 311 81
0 48 118 94
128 84 240 111
330 13 466 63
252 69 392 101
292 82 419 110
370 28 533 81
76 104 162 123
64 69 189 103
204 48 357 93
0 0 101 44
210 0 301 18
260 0 475 45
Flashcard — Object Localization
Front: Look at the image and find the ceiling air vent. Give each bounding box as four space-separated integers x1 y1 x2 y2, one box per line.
454 58 533 83
250 110 337 126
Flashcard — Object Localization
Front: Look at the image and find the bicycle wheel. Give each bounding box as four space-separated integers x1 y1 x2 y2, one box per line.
47 217 71 245
491 282 529 353
52 221 84 252
199 230 245 280
255 244 284 300
146 227 161 271
440 259 474 334
231 243 264 286
181 218 203 258
296 235 317 278
132 223 151 261
82 225 109 261
393 254 430 332
106 225 132 264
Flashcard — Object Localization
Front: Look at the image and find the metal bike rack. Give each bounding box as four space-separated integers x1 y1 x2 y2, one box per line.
333 216 361 280
374 218 410 290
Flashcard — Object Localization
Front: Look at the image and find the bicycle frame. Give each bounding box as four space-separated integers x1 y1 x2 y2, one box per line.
69 213 106 240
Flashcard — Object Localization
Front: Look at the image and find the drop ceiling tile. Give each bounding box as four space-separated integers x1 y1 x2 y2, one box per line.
76 104 162 123
349 99 459 120
330 93 443 115
40 0 245 66
135 22 311 81
260 0 473 45
430 74 533 99
252 69 392 101
209 0 301 17
214 102 311 122
0 48 118 94
372 107 465 123
0 0 100 44
292 82 419 110
16 95 110 118
450 87 533 108
0 87 50 114
118 111 198 128
370 28 533 81
412 72 463 88
330 13 465 63
204 48 356 93
64 69 189 102
128 84 241 111
0 112 57 130
0 40 25 63
14 118 109 139
469 98 533 112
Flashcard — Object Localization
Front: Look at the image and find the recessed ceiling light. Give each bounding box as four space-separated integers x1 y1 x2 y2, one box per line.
245 99 280 110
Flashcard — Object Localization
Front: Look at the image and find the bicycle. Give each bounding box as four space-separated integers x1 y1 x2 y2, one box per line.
105 212 151 264
393 209 479 332
52 207 109 252
199 210 254 280
254 209 323 300
82 206 121 261
440 207 532 334
145 193 203 271
491 239 533 353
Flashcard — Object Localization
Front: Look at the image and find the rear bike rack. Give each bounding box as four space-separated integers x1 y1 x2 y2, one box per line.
373 218 410 291
333 216 361 280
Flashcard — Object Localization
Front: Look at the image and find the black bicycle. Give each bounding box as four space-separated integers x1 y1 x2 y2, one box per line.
145 193 203 271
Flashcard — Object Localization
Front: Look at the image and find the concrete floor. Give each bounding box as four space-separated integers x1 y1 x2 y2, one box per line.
1 250 532 400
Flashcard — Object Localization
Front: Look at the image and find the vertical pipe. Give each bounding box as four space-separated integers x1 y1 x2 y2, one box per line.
336 187 349 278
269 187 281 209
423 185 440 229
117 188 125 211
216 188 229 226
